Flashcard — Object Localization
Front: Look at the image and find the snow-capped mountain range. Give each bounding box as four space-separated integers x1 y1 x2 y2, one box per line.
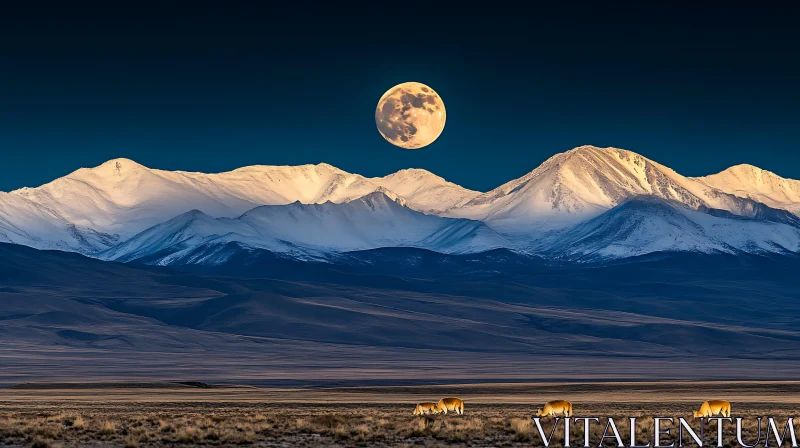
99 192 508 264
450 146 798 230
3 145 800 263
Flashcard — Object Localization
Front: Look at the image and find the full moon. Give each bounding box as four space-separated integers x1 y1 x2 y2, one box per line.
375 82 446 149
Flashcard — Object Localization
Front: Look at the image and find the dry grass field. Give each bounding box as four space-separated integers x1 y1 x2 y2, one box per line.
1 382 799 447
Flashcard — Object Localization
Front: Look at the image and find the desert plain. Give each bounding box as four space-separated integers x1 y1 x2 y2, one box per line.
1 381 799 447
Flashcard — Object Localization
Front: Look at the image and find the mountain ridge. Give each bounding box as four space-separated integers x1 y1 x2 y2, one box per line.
695 164 800 214
450 146 800 232
3 145 800 262
100 191 509 264
6 158 479 242
534 196 800 261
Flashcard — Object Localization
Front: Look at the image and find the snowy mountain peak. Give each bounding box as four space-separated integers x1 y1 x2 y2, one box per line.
382 168 448 184
73 158 149 180
696 164 800 214
723 163 766 174
565 144 625 156
455 145 677 224
375 168 480 213
369 187 409 207
238 191 406 220
353 190 407 209
10 158 147 195
228 161 344 175
97 157 146 171
183 209 208 219
700 163 792 187
315 162 340 171
451 145 796 233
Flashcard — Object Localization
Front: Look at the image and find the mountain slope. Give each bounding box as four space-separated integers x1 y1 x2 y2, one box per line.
373 168 480 213
101 192 509 264
97 210 298 264
7 159 479 247
449 145 797 233
696 164 800 214
6 241 800 384
8 159 367 241
538 197 800 260
0 192 118 253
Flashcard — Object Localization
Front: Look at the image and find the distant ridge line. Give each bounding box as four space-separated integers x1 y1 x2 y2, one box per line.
6 381 253 390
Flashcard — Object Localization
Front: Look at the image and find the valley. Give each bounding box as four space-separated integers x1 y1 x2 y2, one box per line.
2 242 800 386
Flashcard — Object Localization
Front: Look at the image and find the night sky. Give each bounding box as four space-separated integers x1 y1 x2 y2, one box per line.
1 4 798 192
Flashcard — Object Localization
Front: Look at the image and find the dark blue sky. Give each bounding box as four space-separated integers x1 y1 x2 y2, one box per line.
1 4 798 192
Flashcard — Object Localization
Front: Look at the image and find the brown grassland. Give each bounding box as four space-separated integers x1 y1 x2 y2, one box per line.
1 382 799 447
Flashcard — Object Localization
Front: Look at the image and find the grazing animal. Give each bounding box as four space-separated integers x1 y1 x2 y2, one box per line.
693 400 731 418
436 397 465 415
413 402 439 416
535 400 573 417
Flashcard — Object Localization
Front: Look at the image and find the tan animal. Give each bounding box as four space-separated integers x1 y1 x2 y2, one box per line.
693 400 731 418
436 397 465 415
413 402 439 416
535 400 573 417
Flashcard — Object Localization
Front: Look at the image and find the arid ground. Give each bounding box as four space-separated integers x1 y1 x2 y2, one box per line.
1 382 799 447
